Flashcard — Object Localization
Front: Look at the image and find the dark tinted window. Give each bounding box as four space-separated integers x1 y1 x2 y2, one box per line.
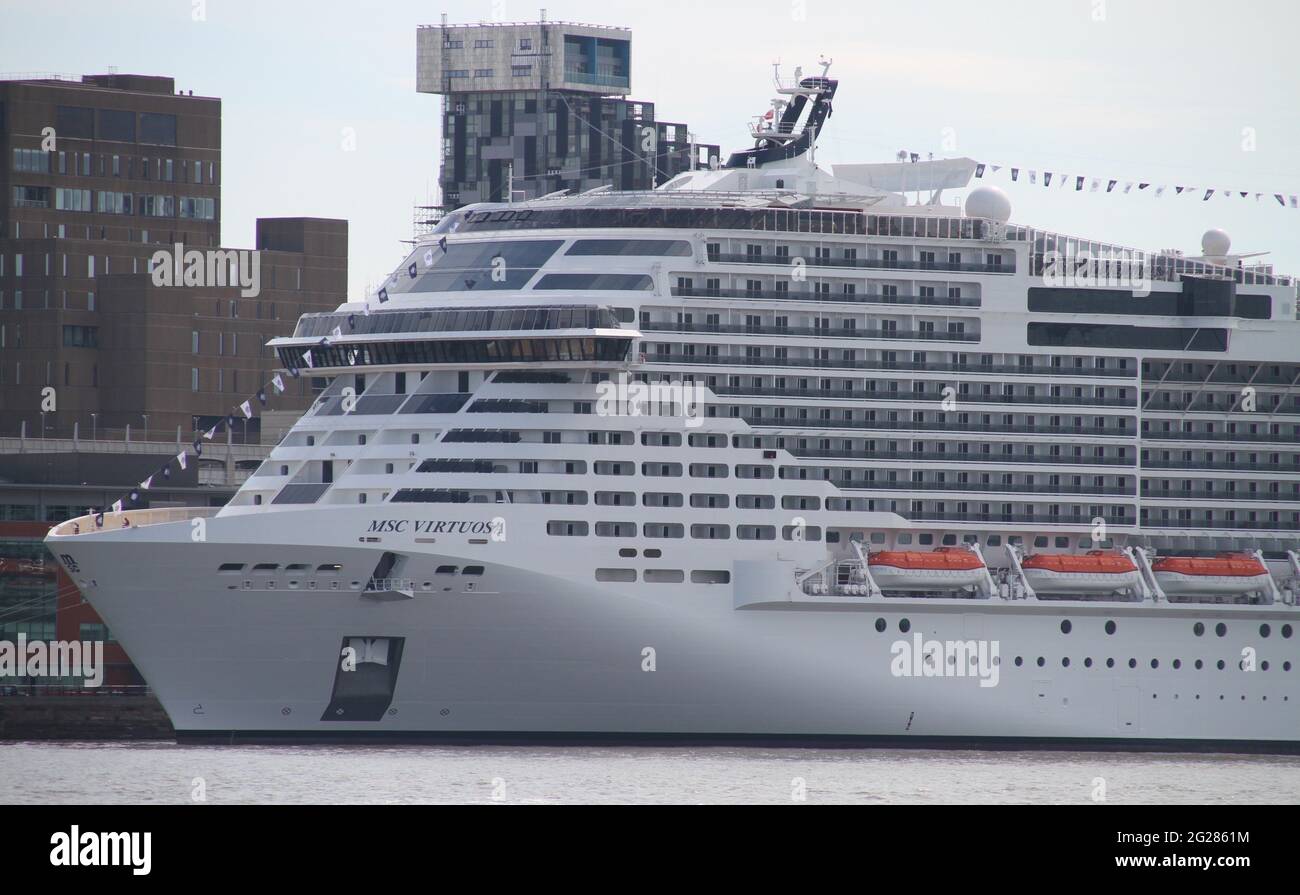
394 240 562 293
536 273 653 290
1029 286 1270 320
97 109 136 142
56 106 94 139
139 112 177 145
1028 323 1227 352
566 239 692 256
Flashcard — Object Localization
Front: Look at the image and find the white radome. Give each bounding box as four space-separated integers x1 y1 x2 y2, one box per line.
1202 228 1231 257
965 185 1012 223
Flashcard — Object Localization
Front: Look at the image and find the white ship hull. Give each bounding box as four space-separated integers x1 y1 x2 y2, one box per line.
50 507 1300 750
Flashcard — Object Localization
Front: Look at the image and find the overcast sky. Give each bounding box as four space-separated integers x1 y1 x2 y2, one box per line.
3 0 1298 299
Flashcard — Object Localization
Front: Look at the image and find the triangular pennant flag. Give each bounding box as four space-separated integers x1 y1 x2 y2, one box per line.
1155 186 1166 198
438 236 448 253
162 464 172 480
378 288 389 303
362 302 371 316
424 248 434 267
272 374 285 393
1123 182 1134 194
330 327 341 340
1106 180 1117 193
975 163 986 178
1010 168 1019 181
94 512 105 527
203 426 217 440
1203 189 1214 200
192 439 203 456
128 491 140 505
226 415 236 430
176 451 188 470
1044 172 1053 186
287 365 301 379
304 349 314 368
112 500 123 514
257 389 268 406
240 400 253 419
1090 178 1100 192
347 314 356 329
1275 194 1286 206
408 262 418 279
1076 176 1085 191
990 165 1002 174
1291 195 1298 208
1176 186 1185 194
1138 183 1150 190
1239 191 1248 199
1028 170 1037 184
140 476 153 491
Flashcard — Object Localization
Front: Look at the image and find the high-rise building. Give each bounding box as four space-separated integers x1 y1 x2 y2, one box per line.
416 17 718 210
0 73 348 441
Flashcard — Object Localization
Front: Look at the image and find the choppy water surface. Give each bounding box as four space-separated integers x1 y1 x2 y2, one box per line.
3 742 1298 803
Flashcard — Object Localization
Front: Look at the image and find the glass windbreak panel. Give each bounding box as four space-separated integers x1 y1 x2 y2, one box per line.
386 240 563 294
535 273 653 290
566 239 692 257
319 394 408 416
279 337 633 370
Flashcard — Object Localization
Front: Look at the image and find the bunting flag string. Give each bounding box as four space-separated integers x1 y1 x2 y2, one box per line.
88 349 317 527
961 151 1296 208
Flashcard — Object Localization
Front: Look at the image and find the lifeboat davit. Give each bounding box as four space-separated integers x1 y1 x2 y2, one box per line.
1151 553 1271 596
1020 550 1142 595
868 547 987 591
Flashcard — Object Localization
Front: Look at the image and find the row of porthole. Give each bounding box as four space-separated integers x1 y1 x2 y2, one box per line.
875 618 1297 640
1013 656 1294 672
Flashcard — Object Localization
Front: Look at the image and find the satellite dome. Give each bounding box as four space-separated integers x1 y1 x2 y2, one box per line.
965 185 1011 223
1201 228 1231 257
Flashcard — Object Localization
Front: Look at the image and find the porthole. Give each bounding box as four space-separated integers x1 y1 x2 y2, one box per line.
1259 624 1271 638
899 618 911 633
1195 659 1203 669
1015 656 1024 667
1106 658 1115 668
1084 657 1093 668
1285 662 1293 672
1283 625 1293 639
1193 622 1205 637
1060 620 1072 634
1217 659 1226 670
1105 620 1117 635
1261 661 1270 671
875 618 887 633
1036 656 1045 667
1128 658 1137 669
1215 622 1227 637
1173 659 1182 669
1150 659 1159 669
1061 657 1070 668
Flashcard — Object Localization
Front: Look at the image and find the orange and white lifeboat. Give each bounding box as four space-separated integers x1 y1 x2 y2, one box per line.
1151 553 1271 596
1020 550 1142 595
868 547 987 591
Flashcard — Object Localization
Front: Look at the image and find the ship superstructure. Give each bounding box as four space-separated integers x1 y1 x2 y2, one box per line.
47 65 1300 749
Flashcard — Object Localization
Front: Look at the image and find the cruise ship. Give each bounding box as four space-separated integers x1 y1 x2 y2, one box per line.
47 66 1300 750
